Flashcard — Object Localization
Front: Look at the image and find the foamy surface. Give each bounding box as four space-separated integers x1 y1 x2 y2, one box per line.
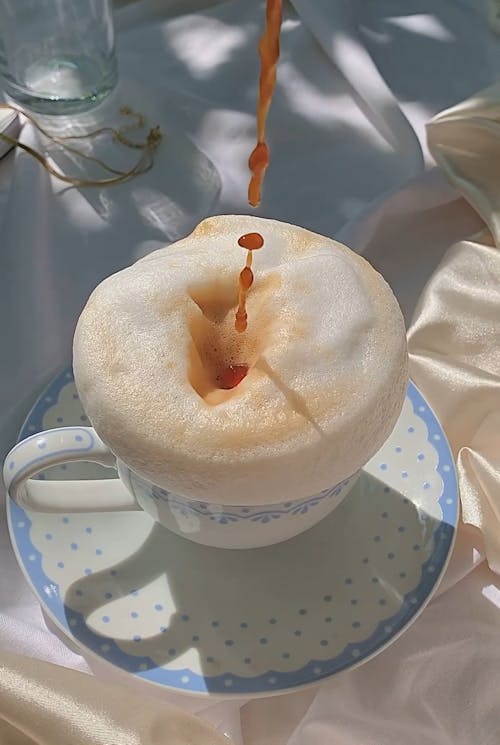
73 215 408 504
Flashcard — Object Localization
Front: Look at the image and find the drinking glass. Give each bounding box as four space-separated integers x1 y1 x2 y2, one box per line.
0 0 118 115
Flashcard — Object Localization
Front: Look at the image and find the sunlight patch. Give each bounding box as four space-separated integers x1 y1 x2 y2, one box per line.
386 15 455 43
164 16 247 80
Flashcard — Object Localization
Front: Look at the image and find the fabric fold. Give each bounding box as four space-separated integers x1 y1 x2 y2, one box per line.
407 89 500 573
0 648 230 745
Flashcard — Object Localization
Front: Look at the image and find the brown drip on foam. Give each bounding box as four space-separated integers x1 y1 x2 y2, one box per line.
207 233 264 391
216 364 249 390
235 232 264 335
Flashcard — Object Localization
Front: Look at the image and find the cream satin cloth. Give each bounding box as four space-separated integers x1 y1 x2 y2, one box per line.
410 87 500 574
0 649 228 745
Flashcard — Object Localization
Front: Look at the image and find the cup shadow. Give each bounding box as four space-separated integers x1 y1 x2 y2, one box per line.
63 470 453 690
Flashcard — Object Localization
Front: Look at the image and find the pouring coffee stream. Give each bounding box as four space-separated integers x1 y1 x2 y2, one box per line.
248 0 283 207
235 231 265 334
211 0 284 390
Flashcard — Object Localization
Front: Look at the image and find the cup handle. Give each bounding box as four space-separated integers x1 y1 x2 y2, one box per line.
3 427 139 513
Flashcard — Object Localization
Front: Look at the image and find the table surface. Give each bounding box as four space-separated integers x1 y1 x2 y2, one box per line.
0 1 499 743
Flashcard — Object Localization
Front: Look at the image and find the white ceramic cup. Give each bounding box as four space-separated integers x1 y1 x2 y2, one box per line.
3 426 359 549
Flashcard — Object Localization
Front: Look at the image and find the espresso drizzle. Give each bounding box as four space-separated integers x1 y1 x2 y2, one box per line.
235 232 264 333
248 0 283 207
213 234 264 390
210 3 281 389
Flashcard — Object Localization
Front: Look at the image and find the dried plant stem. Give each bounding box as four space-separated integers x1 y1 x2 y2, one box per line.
0 103 162 186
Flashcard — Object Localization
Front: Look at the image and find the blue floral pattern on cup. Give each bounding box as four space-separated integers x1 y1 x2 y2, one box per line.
150 477 355 526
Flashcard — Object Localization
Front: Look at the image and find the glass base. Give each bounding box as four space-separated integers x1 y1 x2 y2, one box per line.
3 54 118 115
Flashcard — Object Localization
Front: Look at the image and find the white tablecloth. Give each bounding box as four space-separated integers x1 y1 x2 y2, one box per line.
1 1 499 742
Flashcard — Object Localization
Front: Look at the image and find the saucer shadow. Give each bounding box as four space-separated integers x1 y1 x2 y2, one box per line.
63 470 454 692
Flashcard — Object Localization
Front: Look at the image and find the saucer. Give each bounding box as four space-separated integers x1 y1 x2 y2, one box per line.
7 368 458 697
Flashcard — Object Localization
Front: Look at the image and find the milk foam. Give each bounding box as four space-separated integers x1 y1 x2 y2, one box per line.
73 215 408 504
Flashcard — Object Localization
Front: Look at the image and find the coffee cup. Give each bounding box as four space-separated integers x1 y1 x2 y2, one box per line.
3 428 360 549
3 215 408 549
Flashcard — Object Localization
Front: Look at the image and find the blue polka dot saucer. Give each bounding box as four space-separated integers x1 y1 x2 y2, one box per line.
7 368 458 698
